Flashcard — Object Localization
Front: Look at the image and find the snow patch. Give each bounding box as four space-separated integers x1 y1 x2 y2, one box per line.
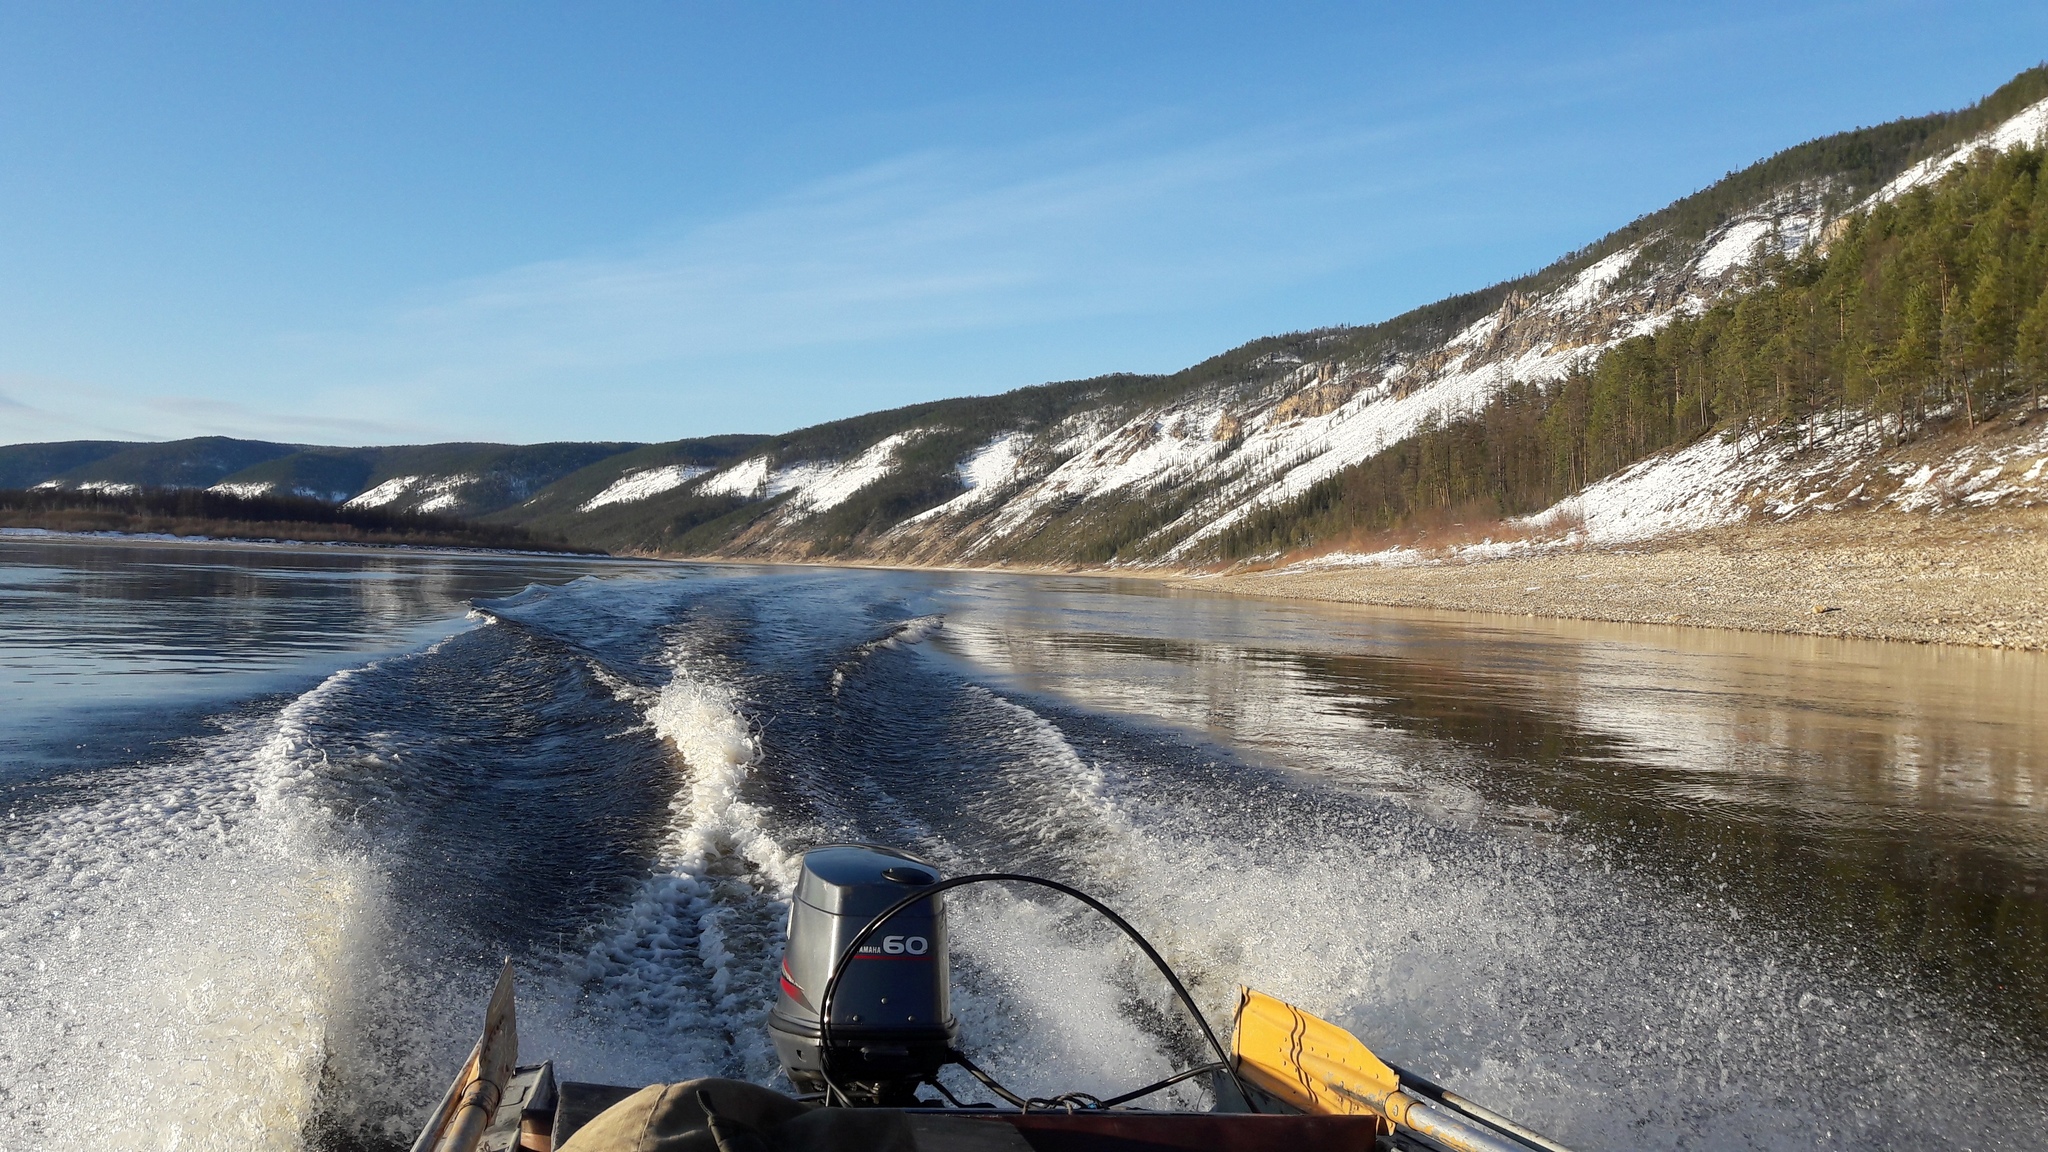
782 432 920 515
344 476 419 509
1168 337 1635 557
1695 219 1774 280
897 432 1035 528
1279 546 1428 572
1877 95 2048 202
1451 536 1578 562
209 482 278 499
694 434 924 516
1275 534 1579 573
1551 247 1639 311
980 406 1234 545
342 474 476 513
1526 408 2048 545
1554 435 1769 542
1446 311 1502 350
1049 410 1119 457
696 457 773 499
579 464 711 512
961 432 1029 492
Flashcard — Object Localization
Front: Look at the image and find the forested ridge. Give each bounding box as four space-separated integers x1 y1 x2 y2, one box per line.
0 487 578 550
1221 144 2048 560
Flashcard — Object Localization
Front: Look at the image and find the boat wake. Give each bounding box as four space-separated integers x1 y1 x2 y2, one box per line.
0 658 397 1149
6 561 2043 1151
549 640 799 1087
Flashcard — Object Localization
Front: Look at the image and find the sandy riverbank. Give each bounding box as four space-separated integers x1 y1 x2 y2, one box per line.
15 512 2039 649
1179 509 2048 650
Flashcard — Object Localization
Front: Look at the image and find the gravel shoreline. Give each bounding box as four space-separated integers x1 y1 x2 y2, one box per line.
1181 510 2048 650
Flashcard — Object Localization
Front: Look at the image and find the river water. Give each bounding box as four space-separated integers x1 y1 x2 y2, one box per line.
1 536 2042 1151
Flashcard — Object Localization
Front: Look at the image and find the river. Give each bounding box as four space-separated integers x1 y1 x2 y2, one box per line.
1 536 2042 1150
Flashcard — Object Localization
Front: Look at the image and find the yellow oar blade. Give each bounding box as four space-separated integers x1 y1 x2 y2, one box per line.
1231 988 1399 1119
1232 990 1565 1152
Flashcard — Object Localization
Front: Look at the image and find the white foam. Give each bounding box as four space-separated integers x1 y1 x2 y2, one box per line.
930 690 1205 1106
928 636 2041 1148
0 664 386 1149
564 647 800 1084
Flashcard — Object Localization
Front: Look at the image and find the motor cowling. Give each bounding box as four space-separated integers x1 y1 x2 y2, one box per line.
768 845 956 1105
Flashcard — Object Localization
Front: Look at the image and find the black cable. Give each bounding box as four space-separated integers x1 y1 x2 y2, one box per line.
945 1049 1032 1109
938 1051 1219 1114
948 1050 1100 1113
922 1073 988 1109
814 872 1258 1114
1093 1062 1228 1109
948 1056 1221 1113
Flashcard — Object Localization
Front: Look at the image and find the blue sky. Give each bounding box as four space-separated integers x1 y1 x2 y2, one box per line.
1 3 2045 447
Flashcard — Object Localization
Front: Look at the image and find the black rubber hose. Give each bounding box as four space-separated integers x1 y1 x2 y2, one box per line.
814 871 1258 1113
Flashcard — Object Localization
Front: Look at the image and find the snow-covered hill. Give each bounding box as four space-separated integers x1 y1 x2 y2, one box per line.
578 78 2048 566
5 440 645 519
7 71 2045 566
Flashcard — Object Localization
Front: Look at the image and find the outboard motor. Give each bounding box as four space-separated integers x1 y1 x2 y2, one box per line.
768 845 957 1105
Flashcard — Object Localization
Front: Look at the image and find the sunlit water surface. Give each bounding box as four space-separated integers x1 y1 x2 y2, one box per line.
1 537 2042 1151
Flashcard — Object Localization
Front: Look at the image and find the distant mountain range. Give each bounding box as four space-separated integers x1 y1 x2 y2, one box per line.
8 68 2048 564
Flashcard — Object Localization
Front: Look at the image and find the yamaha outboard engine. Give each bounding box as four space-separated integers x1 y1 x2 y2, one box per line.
768 845 957 1105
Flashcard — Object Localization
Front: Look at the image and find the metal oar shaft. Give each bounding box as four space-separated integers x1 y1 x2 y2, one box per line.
434 1080 505 1152
1383 1091 1536 1152
1387 1061 1578 1152
414 961 521 1152
407 1041 475 1152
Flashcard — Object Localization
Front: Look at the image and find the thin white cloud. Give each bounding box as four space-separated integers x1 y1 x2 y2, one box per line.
0 380 158 442
298 120 1421 397
0 376 426 446
138 394 431 443
11 110 1471 445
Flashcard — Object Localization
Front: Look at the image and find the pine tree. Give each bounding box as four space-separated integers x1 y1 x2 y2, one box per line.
2018 285 2048 413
